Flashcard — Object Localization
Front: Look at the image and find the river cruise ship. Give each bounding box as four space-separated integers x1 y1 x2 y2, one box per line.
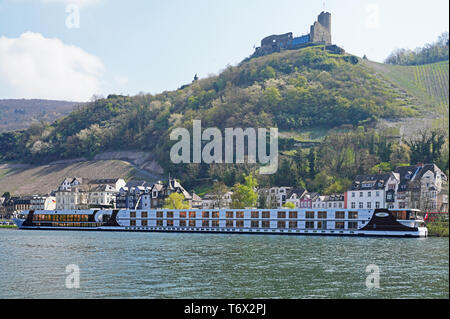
13 208 427 237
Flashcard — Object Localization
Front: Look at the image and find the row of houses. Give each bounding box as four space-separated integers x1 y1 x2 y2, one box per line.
262 163 448 212
1 163 448 216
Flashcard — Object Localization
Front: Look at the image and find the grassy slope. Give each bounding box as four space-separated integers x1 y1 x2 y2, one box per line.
362 60 449 129
0 160 161 196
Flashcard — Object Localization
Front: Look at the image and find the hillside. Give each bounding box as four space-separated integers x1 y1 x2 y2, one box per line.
0 99 77 133
0 151 164 196
0 45 448 193
363 60 449 134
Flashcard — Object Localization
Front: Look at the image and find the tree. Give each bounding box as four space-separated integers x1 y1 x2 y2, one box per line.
1 192 11 200
282 202 295 209
210 181 229 208
231 173 258 208
163 192 190 209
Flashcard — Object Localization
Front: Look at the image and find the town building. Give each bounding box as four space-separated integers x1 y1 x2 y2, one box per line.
202 191 233 209
394 163 448 211
347 173 400 210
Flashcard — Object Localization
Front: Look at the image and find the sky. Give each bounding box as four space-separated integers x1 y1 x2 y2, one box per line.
0 0 448 102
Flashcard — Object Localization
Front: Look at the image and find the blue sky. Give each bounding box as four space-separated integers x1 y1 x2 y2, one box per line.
0 0 448 101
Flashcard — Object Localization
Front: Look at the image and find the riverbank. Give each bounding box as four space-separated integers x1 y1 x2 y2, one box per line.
426 221 449 237
0 225 16 228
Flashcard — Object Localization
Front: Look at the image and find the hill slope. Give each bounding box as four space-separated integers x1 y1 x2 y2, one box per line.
0 99 77 133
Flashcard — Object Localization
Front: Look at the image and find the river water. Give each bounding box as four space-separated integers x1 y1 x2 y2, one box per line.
0 228 448 299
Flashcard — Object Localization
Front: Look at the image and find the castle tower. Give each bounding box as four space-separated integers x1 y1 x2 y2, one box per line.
318 11 331 33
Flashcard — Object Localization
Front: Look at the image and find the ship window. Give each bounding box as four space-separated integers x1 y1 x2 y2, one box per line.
318 211 327 219
236 212 244 219
226 220 233 228
202 211 210 218
156 211 163 218
335 222 345 229
212 220 219 227
202 220 210 227
251 211 259 218
156 220 163 226
226 211 233 218
289 221 298 228
348 212 358 219
348 222 358 229
167 212 174 218
141 212 148 218
277 221 286 228
189 220 196 227
130 212 136 218
305 221 314 229
179 211 187 218
289 211 297 219
251 220 259 228
262 221 270 228
317 221 327 229
236 220 244 228
262 211 270 218
335 211 345 219
305 211 314 219
212 211 219 218
141 220 148 226
277 211 286 218
179 220 186 227
130 220 136 226
189 211 196 219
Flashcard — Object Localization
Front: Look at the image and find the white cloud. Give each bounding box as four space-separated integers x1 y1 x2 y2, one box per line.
0 32 104 101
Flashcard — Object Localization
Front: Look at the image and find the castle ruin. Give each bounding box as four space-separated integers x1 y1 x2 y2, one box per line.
253 12 332 57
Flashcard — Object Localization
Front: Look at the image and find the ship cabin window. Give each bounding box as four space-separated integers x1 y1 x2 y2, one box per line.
141 220 148 226
391 210 407 220
212 220 219 227
305 211 314 219
189 220 196 227
305 221 314 229
236 220 244 228
251 220 259 228
202 220 209 227
348 222 358 229
277 221 286 228
317 221 327 229
335 211 345 219
262 211 270 219
130 212 136 218
130 220 136 226
179 212 187 218
318 211 327 219
335 222 345 229
156 211 163 218
202 211 210 218
212 211 219 218
289 211 297 219
189 211 196 219
251 211 259 218
226 211 233 218
262 221 270 228
179 220 187 227
348 212 358 219
226 220 234 228
156 220 163 226
167 212 174 218
289 221 298 228
167 220 174 227
236 212 244 218
277 211 286 219
141 212 148 218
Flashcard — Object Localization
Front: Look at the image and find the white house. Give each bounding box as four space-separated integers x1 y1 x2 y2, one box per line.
347 172 400 210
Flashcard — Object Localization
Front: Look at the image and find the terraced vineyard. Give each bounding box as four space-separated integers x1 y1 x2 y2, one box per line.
363 59 449 130
413 61 449 105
